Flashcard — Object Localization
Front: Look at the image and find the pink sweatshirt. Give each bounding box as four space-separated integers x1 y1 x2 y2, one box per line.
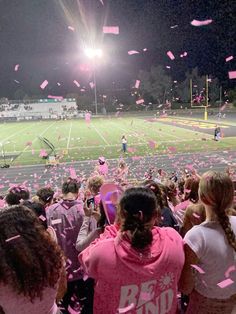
79 227 184 314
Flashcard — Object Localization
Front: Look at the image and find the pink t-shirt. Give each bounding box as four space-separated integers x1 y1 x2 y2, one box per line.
0 284 58 314
79 227 184 314
98 163 108 176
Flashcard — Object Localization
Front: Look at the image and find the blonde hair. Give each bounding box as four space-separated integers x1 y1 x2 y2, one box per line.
87 175 104 195
199 171 236 251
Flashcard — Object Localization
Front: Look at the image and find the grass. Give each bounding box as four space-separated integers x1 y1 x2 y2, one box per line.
0 116 236 166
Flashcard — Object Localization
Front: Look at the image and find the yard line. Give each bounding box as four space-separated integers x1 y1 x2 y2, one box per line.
0 123 35 145
91 123 110 145
67 122 73 149
22 121 57 153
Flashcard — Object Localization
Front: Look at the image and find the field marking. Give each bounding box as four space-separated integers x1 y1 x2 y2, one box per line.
0 123 36 145
6 137 212 154
67 122 73 149
22 121 57 153
91 123 110 145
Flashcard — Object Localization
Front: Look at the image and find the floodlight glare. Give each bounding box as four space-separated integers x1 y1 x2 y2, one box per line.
84 48 103 59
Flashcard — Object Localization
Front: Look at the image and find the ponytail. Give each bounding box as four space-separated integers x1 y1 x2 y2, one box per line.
119 187 158 250
217 209 236 251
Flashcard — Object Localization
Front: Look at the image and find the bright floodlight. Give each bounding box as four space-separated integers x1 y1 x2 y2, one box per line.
84 48 103 59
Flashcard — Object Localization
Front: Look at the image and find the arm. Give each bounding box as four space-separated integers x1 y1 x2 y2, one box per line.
179 243 199 295
76 216 101 252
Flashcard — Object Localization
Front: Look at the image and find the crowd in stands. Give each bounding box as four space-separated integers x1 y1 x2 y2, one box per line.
0 159 236 314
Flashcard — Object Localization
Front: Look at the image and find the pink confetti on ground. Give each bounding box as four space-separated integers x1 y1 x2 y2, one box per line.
40 80 48 90
225 265 236 278
103 26 119 34
136 99 144 105
68 26 75 31
14 64 20 71
191 264 205 274
148 140 156 149
135 80 140 89
5 235 21 242
191 19 213 27
217 278 234 288
118 303 135 314
73 80 80 88
167 51 175 60
225 56 233 62
228 71 236 79
128 50 139 55
48 95 63 101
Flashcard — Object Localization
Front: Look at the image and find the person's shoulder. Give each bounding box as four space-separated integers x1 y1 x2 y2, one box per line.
153 226 183 242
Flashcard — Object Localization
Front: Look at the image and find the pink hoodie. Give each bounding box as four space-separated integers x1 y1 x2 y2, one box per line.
79 227 184 314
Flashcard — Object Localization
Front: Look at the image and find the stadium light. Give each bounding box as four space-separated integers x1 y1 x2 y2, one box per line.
84 47 103 115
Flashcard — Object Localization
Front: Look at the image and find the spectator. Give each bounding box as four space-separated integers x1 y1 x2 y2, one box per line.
5 185 30 206
0 205 65 314
79 187 184 313
181 203 206 236
115 159 129 184
46 178 84 313
180 171 236 313
94 157 109 178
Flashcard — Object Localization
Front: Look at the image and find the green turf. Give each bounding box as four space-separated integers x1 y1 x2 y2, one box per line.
0 116 236 166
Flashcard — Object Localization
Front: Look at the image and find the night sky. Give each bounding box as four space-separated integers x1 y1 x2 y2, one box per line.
0 0 235 99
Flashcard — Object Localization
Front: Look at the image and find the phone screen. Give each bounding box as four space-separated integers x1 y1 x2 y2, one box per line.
87 197 95 209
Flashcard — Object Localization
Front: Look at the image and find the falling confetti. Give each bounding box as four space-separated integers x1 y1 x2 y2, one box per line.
228 71 236 79
191 19 213 27
167 51 175 60
40 80 48 90
217 278 234 288
103 26 119 34
128 50 139 55
5 235 21 242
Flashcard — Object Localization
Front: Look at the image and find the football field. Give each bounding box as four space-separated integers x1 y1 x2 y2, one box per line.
0 115 236 166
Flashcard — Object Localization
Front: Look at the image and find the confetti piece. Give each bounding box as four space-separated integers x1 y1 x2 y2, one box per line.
170 25 178 29
57 82 61 86
148 140 157 149
128 50 139 55
73 80 80 88
228 71 236 79
89 82 95 89
69 167 77 179
143 48 148 51
39 215 46 221
68 26 75 31
5 235 21 242
167 51 175 60
48 95 63 100
39 149 48 158
51 218 62 225
135 80 140 89
191 19 213 27
99 0 104 5
191 264 205 274
225 265 236 278
40 80 48 90
118 303 135 314
166 66 171 69
103 26 119 35
225 56 233 62
217 278 234 288
192 213 201 219
14 80 20 84
136 99 144 105
14 64 20 71
68 305 80 314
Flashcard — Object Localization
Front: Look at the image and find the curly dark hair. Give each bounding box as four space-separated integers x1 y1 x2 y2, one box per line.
0 205 64 301
5 186 30 206
62 178 80 195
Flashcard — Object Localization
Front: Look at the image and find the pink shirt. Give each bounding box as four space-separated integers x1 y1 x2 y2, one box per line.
79 227 184 314
98 163 108 176
0 284 58 314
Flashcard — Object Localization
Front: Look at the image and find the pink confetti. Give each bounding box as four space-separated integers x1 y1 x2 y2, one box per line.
167 51 175 60
103 26 119 35
148 140 156 149
73 80 80 88
136 99 144 105
68 305 80 314
127 147 136 153
135 80 140 89
51 218 62 225
128 50 139 55
40 80 49 90
48 95 63 101
166 66 171 69
170 25 178 29
191 264 205 274
39 149 48 158
225 265 236 278
39 215 46 221
118 303 135 314
99 0 104 5
191 19 213 27
228 71 236 79
192 213 201 219
217 278 234 288
225 56 233 62
5 235 21 242
89 82 95 89
143 48 148 51
69 167 77 179
68 26 75 31
14 64 20 71
57 82 61 86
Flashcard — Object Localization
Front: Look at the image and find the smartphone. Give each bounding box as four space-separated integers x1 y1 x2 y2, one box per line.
87 197 95 209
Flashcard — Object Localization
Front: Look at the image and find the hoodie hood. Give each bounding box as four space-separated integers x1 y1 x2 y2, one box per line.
114 227 179 277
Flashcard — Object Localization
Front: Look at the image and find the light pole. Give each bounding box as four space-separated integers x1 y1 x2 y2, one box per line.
84 48 103 115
